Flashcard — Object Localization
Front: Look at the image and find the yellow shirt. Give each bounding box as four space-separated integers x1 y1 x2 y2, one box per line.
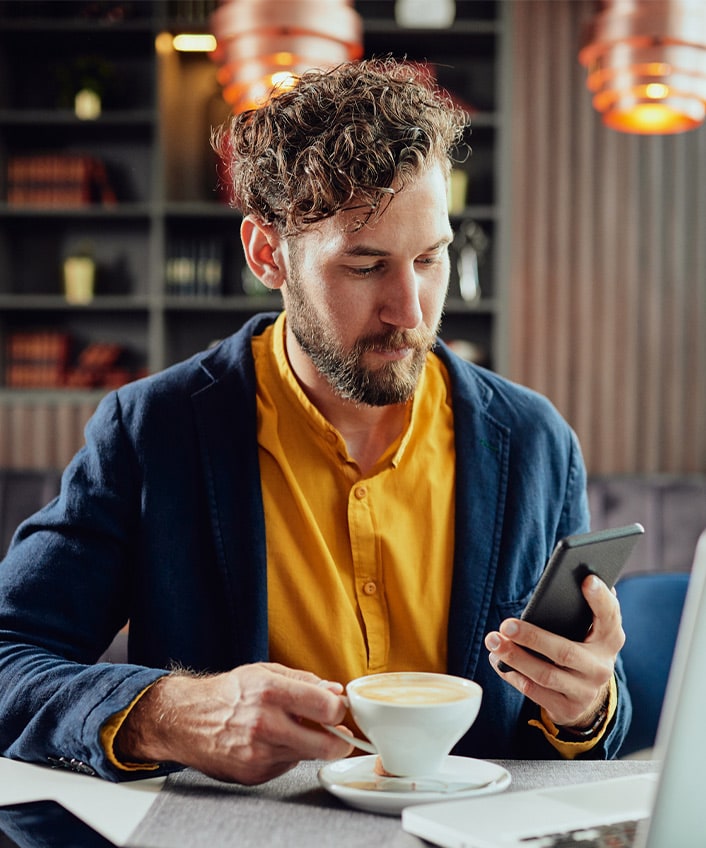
252 313 456 684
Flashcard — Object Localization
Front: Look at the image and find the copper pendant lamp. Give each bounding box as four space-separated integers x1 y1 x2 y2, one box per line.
209 0 363 114
579 0 706 134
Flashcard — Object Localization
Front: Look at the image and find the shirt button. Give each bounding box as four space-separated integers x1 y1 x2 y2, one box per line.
354 486 367 499
326 430 337 444
363 581 377 596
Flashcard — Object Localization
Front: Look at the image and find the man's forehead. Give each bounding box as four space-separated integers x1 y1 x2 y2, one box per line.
291 163 451 250
294 207 383 248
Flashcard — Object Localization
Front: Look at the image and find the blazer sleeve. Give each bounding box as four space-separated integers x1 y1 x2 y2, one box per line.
0 391 172 781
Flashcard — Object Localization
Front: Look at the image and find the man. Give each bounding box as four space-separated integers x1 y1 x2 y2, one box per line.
0 59 629 784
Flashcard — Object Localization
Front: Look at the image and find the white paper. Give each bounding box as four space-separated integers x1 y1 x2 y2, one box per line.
0 756 165 845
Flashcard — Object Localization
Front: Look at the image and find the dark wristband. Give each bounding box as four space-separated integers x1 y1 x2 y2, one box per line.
556 699 609 740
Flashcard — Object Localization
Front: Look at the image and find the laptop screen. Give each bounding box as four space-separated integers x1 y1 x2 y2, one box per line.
640 530 706 847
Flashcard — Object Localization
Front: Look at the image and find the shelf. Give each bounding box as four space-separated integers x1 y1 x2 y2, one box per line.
0 295 151 311
0 16 156 32
164 295 280 311
0 204 153 220
0 388 108 404
164 201 238 218
0 109 156 126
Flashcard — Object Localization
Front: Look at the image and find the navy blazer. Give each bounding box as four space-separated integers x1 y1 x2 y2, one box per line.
0 313 630 780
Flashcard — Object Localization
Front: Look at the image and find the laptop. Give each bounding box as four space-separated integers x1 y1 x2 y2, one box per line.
402 529 706 848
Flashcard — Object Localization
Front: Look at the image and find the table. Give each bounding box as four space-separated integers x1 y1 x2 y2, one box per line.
128 758 657 848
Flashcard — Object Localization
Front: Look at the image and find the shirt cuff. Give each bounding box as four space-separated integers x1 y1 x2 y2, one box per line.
100 681 162 772
528 674 617 759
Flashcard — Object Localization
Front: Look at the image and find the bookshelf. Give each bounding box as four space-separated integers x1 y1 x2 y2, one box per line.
0 0 509 469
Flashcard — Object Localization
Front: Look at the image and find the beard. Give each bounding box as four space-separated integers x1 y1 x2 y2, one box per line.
284 265 442 407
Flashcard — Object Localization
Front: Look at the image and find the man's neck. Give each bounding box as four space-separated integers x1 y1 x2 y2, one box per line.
324 399 410 476
285 329 411 475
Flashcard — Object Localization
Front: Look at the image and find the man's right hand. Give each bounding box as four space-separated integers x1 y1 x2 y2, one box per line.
114 662 354 784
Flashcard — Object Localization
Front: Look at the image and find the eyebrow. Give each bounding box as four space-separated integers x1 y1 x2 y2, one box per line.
342 238 452 258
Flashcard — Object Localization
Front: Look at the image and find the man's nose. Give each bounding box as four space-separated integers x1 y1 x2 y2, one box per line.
379 268 423 330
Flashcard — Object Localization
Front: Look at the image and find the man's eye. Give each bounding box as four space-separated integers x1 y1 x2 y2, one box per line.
349 264 382 277
417 255 443 267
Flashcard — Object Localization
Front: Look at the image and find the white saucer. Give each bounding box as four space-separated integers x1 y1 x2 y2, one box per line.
318 755 511 816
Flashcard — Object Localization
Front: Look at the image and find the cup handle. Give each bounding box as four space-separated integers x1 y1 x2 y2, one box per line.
322 723 377 754
318 687 377 754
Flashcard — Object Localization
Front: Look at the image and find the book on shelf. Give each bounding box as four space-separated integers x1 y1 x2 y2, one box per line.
65 342 131 389
6 154 117 207
166 237 224 298
4 331 145 390
4 331 71 388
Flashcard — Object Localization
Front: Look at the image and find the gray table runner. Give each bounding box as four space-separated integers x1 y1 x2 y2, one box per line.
129 759 657 848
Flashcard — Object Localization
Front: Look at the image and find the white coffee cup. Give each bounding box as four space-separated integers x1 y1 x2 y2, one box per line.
329 671 482 777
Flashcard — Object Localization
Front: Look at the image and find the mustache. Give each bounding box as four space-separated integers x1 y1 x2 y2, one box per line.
355 327 436 354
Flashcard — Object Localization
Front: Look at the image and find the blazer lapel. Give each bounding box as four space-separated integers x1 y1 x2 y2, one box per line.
189 319 277 665
441 352 511 679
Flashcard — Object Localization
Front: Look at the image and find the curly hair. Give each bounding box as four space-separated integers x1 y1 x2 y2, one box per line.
211 57 469 236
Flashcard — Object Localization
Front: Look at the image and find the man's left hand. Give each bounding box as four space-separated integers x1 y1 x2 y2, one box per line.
484 574 624 730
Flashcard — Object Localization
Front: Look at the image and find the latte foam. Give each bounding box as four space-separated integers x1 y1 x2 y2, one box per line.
354 678 470 705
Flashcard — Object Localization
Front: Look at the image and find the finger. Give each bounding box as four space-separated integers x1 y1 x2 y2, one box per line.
317 679 345 695
309 723 355 761
263 664 348 717
486 628 529 674
487 633 576 692
263 662 328 686
488 646 603 727
581 574 611 619
494 619 585 672
487 646 573 716
253 705 354 763
581 576 624 649
248 666 349 727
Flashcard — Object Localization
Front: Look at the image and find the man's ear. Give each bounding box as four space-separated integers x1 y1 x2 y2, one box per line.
240 216 287 290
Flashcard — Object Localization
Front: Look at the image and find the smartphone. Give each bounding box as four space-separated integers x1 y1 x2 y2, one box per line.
497 523 645 672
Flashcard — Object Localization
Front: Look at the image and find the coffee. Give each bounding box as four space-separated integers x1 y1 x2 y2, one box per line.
355 675 471 705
